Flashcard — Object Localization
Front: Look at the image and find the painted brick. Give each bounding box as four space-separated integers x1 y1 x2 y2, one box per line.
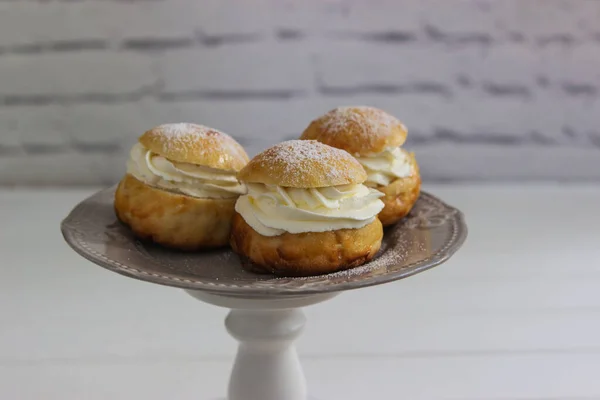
181 0 272 36
269 0 421 36
537 46 574 85
0 2 200 47
16 106 67 147
0 153 124 186
155 99 307 137
519 97 574 144
577 2 600 35
107 1 199 40
0 0 598 185
0 53 157 96
421 0 498 39
455 96 539 139
559 98 600 143
316 43 468 90
158 44 312 93
0 106 67 150
0 3 103 46
63 102 155 148
547 44 600 87
429 94 593 146
492 0 592 40
0 109 21 149
469 45 539 89
416 144 600 181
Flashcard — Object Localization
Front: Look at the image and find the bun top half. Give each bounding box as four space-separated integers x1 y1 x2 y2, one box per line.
238 140 367 188
301 106 407 156
139 123 249 171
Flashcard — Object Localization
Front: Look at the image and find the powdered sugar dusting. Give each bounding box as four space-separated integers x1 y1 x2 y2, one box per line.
319 106 405 152
159 123 212 137
156 123 226 150
267 140 349 165
324 106 401 134
147 122 249 169
252 140 363 187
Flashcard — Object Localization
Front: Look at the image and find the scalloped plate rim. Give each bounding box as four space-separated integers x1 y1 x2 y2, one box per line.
60 187 467 297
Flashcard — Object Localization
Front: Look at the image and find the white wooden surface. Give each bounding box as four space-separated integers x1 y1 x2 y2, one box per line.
1 184 600 399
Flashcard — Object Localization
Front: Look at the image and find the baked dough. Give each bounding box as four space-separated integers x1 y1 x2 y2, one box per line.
238 139 367 188
114 123 249 250
230 212 383 276
377 152 421 226
115 174 236 250
300 106 407 156
139 122 249 169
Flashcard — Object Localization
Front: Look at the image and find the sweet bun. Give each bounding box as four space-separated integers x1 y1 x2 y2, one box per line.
114 123 249 250
139 122 249 171
300 107 420 226
238 139 366 188
230 213 383 276
300 106 407 156
115 174 236 250
231 139 385 276
377 153 421 226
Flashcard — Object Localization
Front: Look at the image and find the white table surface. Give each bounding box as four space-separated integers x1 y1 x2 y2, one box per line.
1 184 600 400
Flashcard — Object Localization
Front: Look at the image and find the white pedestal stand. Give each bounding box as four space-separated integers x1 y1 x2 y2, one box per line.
186 290 337 400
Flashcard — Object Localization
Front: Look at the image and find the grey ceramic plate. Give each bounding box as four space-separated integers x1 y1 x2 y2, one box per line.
61 187 467 297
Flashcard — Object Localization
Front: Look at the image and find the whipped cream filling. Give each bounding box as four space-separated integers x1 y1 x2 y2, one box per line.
126 143 245 199
356 147 413 187
235 183 384 237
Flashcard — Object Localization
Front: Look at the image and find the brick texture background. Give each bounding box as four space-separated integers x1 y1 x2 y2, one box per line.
0 0 599 185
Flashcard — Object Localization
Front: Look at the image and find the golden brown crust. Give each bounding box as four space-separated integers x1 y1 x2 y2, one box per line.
139 123 249 171
376 153 421 226
230 213 383 276
114 174 236 250
238 140 367 188
300 106 407 156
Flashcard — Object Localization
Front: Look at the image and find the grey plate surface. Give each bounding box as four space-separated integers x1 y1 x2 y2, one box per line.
61 187 467 297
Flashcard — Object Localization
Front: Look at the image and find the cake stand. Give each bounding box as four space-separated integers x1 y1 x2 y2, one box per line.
61 187 467 400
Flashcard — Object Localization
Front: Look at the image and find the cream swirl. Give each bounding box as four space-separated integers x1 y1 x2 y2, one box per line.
235 183 384 236
356 147 413 187
126 143 245 199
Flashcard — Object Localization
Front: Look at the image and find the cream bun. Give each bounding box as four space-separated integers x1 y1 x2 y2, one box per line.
230 140 384 276
114 123 249 250
300 106 421 226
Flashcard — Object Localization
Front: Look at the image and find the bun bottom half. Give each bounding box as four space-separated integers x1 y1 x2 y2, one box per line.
230 212 383 277
114 174 236 250
377 155 421 227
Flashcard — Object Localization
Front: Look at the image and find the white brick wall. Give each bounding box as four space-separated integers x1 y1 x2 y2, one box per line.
0 53 157 97
0 0 599 185
158 44 312 94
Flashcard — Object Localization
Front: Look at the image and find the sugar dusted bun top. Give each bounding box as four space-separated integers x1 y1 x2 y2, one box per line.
300 106 407 156
139 123 249 171
238 140 367 188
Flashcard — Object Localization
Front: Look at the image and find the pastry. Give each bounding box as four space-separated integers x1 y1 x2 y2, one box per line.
114 123 249 250
230 140 385 276
300 106 421 226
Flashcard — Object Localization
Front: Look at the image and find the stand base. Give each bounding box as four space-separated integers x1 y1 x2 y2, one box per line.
211 397 323 400
186 290 337 400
